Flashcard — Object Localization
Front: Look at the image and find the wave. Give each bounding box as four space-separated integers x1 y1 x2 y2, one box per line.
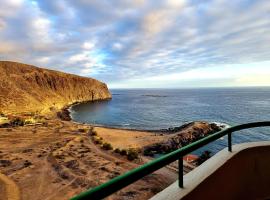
211 122 231 129
121 123 130 126
141 95 168 97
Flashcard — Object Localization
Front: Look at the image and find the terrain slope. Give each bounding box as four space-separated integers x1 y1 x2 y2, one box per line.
0 61 111 115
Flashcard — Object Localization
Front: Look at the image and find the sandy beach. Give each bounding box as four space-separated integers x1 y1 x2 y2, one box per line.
94 126 171 149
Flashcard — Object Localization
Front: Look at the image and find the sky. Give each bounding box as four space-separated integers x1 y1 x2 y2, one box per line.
0 0 270 88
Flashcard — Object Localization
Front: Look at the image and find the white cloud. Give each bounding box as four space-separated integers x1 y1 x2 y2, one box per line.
69 53 87 63
0 0 270 87
0 0 23 17
167 0 186 8
82 41 95 50
35 56 50 64
112 42 123 51
31 17 51 42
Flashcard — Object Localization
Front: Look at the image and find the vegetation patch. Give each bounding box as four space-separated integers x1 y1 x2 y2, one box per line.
0 114 46 128
120 149 127 156
78 128 88 133
10 117 25 126
89 128 140 161
0 116 10 127
93 136 103 145
102 142 113 150
88 128 97 136
127 148 139 161
114 148 121 153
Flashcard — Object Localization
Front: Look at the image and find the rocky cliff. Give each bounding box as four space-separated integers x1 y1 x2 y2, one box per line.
0 61 111 115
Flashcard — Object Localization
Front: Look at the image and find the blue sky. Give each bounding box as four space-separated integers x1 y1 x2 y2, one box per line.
0 0 270 88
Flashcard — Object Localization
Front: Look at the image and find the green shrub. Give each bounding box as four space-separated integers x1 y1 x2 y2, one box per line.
143 149 154 157
114 148 121 153
102 142 113 150
24 119 34 125
91 130 98 136
120 149 127 156
92 136 98 140
88 127 93 133
96 139 103 145
10 118 25 126
78 128 87 133
127 148 139 161
93 136 103 145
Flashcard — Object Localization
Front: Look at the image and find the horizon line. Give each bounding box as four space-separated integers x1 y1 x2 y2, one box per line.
109 86 270 90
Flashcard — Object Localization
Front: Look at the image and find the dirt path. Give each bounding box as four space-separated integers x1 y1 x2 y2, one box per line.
35 156 50 200
88 137 178 188
0 120 180 200
88 136 137 168
0 172 20 200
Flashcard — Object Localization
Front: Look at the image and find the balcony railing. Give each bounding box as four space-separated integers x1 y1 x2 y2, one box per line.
71 121 270 200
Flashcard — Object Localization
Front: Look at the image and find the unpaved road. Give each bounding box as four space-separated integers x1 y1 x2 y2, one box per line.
0 172 20 200
0 120 178 200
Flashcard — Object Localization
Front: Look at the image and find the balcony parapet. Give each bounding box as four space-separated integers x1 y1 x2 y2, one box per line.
151 141 270 200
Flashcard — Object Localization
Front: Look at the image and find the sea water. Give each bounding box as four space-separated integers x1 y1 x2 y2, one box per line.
70 87 270 154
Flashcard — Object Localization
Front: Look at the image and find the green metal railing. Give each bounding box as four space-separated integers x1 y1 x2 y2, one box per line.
71 121 270 200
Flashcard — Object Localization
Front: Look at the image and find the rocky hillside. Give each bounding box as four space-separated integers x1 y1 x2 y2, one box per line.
0 61 111 115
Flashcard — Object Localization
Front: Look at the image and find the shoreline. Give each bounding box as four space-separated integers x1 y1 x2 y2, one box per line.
65 104 228 133
57 98 111 121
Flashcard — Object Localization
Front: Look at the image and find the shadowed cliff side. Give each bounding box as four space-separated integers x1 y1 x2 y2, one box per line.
0 61 111 115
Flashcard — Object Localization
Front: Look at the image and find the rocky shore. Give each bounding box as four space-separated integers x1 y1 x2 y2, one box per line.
143 122 222 156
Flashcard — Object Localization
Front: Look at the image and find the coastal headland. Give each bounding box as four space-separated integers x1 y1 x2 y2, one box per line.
0 61 111 116
0 61 221 200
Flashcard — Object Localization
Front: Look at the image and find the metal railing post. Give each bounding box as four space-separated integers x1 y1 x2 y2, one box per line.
228 132 232 152
178 158 183 188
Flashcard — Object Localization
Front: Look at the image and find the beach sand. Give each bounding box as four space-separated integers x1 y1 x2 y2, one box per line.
94 127 171 149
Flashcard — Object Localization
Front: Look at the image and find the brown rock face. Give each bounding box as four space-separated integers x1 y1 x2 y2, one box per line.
0 61 111 115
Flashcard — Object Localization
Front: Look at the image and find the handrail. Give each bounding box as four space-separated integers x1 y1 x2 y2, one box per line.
71 121 270 200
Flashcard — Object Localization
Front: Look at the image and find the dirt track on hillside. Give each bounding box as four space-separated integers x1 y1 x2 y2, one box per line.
0 172 20 200
0 120 177 200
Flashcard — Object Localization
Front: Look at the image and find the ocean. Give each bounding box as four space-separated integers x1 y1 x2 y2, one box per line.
70 87 270 154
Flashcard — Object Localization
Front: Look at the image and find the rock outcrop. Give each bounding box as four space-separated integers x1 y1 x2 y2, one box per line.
144 122 221 156
0 61 111 115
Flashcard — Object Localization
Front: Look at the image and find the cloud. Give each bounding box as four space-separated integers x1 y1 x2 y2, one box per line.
0 0 270 87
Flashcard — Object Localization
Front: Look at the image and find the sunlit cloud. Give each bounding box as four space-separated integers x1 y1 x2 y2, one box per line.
0 0 270 88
